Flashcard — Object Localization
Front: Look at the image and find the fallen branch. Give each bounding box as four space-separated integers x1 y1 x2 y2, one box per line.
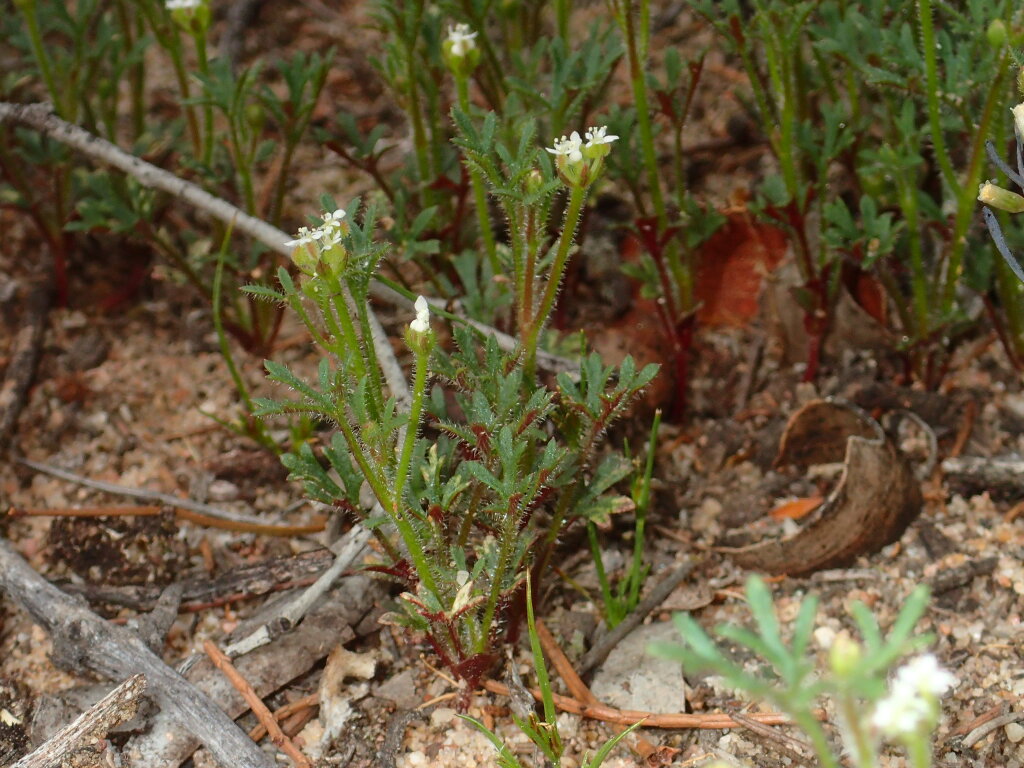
0 101 408 404
12 674 146 768
0 538 275 768
942 456 1024 495
58 548 335 611
126 572 382 768
0 273 51 455
17 458 323 536
221 524 370 658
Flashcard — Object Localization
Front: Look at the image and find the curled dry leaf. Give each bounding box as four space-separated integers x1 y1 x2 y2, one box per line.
722 399 922 576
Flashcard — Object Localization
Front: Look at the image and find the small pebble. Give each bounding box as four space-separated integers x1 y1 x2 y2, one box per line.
431 707 457 728
1005 722 1024 743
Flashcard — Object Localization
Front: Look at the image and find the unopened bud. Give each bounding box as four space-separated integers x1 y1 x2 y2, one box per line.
987 19 1008 49
979 181 1024 213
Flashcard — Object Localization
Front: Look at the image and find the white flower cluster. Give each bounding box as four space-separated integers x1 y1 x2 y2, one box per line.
548 132 584 164
447 23 478 58
545 125 618 187
871 655 956 739
546 125 618 165
409 295 430 334
284 209 347 250
166 0 202 9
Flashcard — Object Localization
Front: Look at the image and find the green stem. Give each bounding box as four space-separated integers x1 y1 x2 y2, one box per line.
555 0 570 40
477 499 519 650
334 414 392 513
19 2 65 117
587 522 619 626
194 27 215 167
166 27 202 156
627 408 659 608
213 247 276 452
228 119 256 213
392 344 427 516
619 0 687 307
899 177 930 340
837 694 876 768
456 75 498 273
941 53 1009 311
387 340 441 598
905 734 932 768
518 205 538 332
522 183 587 377
918 0 958 193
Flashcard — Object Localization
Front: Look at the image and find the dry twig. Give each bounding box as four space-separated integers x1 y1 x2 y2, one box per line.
578 560 695 677
481 679 790 729
0 273 51 455
17 458 323 535
12 674 146 768
0 538 275 768
221 524 370 657
204 640 311 768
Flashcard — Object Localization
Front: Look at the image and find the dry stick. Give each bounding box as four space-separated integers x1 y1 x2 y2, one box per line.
0 101 409 406
221 525 371 658
59 548 334 611
481 679 790 729
578 560 695 677
0 103 577 403
12 673 147 768
0 274 51 455
10 504 163 518
203 640 311 768
248 693 319 743
0 538 276 768
17 457 323 536
941 456 1024 493
730 712 815 766
961 711 1024 749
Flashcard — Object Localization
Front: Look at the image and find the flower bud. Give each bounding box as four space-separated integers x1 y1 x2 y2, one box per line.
987 19 1008 49
979 181 1024 213
828 631 862 678
1012 103 1024 141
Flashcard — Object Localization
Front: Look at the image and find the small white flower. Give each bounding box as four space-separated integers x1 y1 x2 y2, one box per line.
447 23 478 58
166 0 201 9
584 125 618 148
546 131 584 164
284 226 315 248
1013 102 1024 140
410 295 430 334
891 655 956 699
871 655 955 740
321 209 346 229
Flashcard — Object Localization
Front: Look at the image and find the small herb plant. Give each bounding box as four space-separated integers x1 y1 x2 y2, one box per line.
251 110 657 689
462 574 640 768
694 0 1016 383
650 576 954 768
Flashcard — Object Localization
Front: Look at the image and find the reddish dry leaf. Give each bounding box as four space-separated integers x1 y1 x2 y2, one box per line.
694 213 788 327
769 496 823 521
